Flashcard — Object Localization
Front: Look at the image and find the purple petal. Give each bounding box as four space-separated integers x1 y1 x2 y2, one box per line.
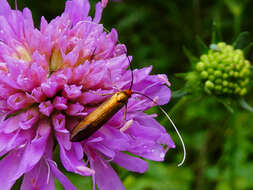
7 92 34 110
97 126 130 151
28 87 46 102
157 74 171 86
53 113 71 150
16 119 51 176
0 120 49 189
65 0 90 25
101 0 108 8
62 84 82 100
54 115 94 176
91 143 115 159
48 159 77 190
39 101 54 116
0 148 26 190
0 129 32 157
19 108 39 130
78 89 112 105
53 96 68 110
90 154 125 190
41 80 59 98
93 2 103 23
127 120 162 140
129 140 167 161
2 115 21 134
21 159 55 190
66 103 87 116
0 0 11 16
113 152 148 173
59 144 94 176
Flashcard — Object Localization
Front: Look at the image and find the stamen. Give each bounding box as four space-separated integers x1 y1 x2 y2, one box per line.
120 119 133 132
76 165 95 175
15 46 32 62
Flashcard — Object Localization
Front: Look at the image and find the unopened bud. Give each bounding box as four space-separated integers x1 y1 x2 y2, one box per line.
192 42 251 96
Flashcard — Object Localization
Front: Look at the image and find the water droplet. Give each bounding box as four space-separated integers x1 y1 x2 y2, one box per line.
160 152 165 158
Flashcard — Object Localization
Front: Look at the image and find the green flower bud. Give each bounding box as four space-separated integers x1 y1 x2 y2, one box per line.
240 88 247 96
215 78 222 84
208 75 215 81
223 73 228 79
233 72 239 78
214 70 222 77
200 71 208 79
222 81 228 87
196 62 205 71
193 42 251 96
215 85 222 91
205 80 214 89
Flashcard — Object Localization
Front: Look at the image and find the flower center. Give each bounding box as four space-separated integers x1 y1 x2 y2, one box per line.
15 46 32 62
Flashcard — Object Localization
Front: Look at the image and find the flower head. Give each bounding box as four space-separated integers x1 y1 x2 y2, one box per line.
0 0 174 189
199 43 251 96
187 42 251 97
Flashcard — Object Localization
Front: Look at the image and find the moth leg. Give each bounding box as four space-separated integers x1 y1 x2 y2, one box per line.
123 103 127 123
107 68 121 91
120 104 133 132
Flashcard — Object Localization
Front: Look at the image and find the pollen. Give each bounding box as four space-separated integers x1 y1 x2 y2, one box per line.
50 48 64 72
31 178 39 190
0 62 8 72
15 46 32 62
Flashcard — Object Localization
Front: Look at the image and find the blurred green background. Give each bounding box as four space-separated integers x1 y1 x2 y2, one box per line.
9 0 253 189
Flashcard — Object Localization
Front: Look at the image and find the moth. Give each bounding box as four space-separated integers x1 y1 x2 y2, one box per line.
70 21 186 166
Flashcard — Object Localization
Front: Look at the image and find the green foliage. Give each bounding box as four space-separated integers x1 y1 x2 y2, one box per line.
123 161 193 190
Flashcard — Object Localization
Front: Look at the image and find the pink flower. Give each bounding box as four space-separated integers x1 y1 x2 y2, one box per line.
0 0 175 189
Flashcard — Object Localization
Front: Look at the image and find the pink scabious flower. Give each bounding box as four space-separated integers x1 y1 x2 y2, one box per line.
0 0 175 189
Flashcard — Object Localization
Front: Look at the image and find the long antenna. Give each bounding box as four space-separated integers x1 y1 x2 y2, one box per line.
133 91 186 167
77 21 185 164
127 56 134 90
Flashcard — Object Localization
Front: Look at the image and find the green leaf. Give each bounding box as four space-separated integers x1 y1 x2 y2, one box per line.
174 73 188 78
239 99 253 112
211 21 222 44
172 89 188 98
216 97 234 113
196 35 208 54
243 42 253 57
183 46 199 64
223 103 234 113
233 32 250 49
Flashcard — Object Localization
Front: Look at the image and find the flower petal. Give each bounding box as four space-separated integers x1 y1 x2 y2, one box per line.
113 152 148 173
65 0 90 25
21 159 55 190
48 159 77 190
0 148 26 190
90 154 125 190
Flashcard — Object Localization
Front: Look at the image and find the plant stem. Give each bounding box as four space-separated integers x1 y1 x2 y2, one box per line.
169 96 189 116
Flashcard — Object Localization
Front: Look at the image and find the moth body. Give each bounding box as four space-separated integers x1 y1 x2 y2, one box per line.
70 89 132 142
